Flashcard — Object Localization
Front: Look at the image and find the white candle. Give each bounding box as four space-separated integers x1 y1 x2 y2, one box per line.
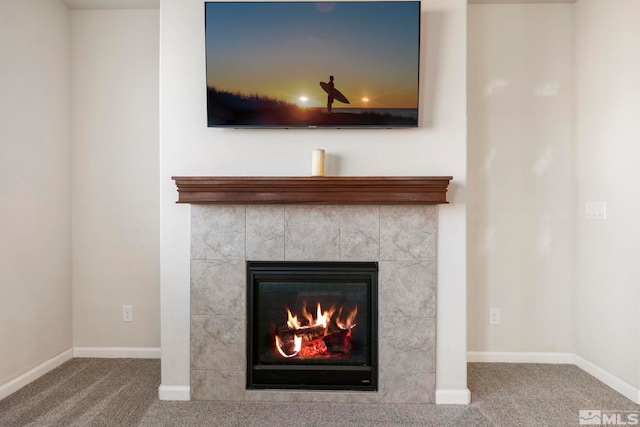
312 149 325 176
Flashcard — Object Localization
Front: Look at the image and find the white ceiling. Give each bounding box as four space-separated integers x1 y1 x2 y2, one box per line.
61 0 577 8
469 0 576 3
61 0 159 10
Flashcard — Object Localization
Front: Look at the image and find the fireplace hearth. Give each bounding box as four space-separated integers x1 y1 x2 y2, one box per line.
247 261 378 391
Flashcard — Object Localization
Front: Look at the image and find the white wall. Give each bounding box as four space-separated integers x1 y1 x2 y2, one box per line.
159 0 468 400
71 9 160 349
467 4 575 354
574 0 640 389
0 0 72 385
468 0 640 400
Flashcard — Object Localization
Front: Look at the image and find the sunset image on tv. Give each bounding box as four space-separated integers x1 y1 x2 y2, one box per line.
205 1 421 128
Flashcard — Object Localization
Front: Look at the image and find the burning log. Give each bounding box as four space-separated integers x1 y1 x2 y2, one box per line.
276 327 353 358
323 328 352 354
277 323 326 342
294 325 326 342
277 324 323 342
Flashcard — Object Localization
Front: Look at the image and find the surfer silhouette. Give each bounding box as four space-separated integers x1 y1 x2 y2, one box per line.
319 76 349 113
326 75 335 113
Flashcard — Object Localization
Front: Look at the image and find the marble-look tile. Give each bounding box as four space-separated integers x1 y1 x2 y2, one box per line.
191 259 245 316
191 205 245 260
191 370 246 401
246 205 284 261
378 372 436 404
191 315 245 371
379 261 436 318
380 206 437 261
190 203 438 403
379 316 435 374
284 206 340 260
340 206 380 261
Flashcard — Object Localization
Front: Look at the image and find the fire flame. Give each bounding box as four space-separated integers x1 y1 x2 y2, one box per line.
275 301 358 358
336 305 358 330
275 334 302 358
287 302 335 331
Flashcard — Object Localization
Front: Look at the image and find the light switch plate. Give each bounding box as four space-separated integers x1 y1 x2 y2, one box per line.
585 202 606 220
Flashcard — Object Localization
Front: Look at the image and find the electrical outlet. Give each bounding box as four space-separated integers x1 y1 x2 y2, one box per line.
123 305 133 322
489 308 500 325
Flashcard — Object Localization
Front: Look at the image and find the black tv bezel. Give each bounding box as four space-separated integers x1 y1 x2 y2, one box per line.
204 1 422 129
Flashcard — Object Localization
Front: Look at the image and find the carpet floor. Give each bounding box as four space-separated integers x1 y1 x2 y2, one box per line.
0 359 638 426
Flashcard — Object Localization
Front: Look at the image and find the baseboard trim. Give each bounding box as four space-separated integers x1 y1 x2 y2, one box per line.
158 385 190 401
73 347 161 359
436 388 471 404
0 348 73 400
469 351 640 404
467 351 574 364
574 355 640 404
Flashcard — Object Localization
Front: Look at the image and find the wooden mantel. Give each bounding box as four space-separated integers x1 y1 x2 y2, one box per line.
172 176 452 205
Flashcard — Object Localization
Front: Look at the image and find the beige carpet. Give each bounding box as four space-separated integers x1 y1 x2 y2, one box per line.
0 359 637 426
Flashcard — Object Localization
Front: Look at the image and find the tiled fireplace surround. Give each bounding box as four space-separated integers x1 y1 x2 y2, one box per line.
190 203 437 403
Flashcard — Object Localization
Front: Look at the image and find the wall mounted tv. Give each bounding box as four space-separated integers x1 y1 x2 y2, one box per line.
205 1 421 128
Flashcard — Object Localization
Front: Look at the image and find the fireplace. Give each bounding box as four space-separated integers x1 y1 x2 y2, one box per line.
178 175 451 402
247 261 378 391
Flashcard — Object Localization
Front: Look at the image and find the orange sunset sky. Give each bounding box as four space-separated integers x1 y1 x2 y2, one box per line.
205 2 421 109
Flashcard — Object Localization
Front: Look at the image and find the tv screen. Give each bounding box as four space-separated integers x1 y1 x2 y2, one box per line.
205 1 421 128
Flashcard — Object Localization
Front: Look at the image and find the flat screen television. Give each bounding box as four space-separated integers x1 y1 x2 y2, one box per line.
205 1 421 128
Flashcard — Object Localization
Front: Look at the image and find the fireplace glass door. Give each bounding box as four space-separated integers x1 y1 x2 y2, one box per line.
247 261 378 391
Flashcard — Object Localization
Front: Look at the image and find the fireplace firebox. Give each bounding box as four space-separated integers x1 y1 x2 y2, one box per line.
247 261 378 391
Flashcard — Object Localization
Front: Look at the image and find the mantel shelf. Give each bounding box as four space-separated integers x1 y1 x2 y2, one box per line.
172 176 452 205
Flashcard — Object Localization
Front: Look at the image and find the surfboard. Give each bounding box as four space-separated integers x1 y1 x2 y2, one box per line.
320 81 350 104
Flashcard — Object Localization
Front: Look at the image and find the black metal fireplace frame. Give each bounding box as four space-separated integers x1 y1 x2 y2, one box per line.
246 261 378 391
